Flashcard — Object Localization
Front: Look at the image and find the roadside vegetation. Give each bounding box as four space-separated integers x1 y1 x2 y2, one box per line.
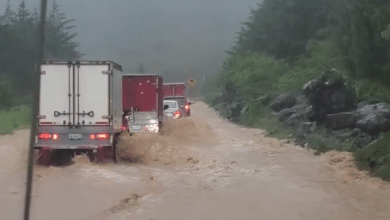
0 105 31 135
0 0 81 134
202 0 390 181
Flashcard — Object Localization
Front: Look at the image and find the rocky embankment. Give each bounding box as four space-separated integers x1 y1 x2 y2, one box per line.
209 69 390 180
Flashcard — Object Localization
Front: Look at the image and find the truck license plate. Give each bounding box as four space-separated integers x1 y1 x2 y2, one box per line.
69 134 82 140
132 126 141 130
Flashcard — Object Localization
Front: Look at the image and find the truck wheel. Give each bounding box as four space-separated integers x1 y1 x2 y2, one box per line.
113 133 120 163
37 149 52 166
87 150 96 163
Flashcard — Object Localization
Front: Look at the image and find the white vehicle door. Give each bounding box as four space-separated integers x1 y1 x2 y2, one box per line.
39 64 73 125
75 64 110 126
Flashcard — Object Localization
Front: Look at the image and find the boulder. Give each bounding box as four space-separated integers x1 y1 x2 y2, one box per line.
270 93 297 112
298 122 317 134
240 106 249 115
279 108 297 122
278 98 310 128
325 112 355 130
284 112 307 128
357 98 383 109
303 69 357 122
353 103 390 134
257 92 279 106
332 129 354 139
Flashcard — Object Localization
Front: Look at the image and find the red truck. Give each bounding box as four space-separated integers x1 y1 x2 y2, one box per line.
122 74 166 133
163 83 191 117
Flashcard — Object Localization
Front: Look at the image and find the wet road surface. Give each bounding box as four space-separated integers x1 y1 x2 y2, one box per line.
1 102 390 220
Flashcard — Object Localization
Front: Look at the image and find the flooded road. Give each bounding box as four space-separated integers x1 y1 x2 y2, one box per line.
1 102 390 220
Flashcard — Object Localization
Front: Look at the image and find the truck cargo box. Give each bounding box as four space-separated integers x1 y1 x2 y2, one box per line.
162 83 186 98
35 61 123 164
122 74 163 133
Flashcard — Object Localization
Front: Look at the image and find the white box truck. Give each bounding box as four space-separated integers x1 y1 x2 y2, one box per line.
35 61 123 165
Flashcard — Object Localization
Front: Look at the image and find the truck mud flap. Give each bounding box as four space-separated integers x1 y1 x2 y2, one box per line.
37 148 52 166
37 148 73 166
94 146 115 163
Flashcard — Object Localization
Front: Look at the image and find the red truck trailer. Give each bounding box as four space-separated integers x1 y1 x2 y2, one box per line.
162 83 191 117
162 83 187 98
122 74 164 133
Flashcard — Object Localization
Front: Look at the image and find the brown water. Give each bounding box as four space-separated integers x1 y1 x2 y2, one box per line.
1 103 390 220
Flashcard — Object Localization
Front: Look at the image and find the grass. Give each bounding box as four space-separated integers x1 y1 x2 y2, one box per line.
0 106 31 135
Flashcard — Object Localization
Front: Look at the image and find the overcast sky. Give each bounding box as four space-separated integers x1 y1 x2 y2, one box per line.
1 0 262 76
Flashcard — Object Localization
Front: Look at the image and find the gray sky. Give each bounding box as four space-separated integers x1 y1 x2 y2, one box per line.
1 0 261 76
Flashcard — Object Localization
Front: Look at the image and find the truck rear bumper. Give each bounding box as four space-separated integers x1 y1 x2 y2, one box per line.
130 123 159 133
34 126 116 150
34 145 112 150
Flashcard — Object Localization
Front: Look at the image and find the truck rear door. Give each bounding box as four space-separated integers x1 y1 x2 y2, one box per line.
75 64 110 126
40 64 73 125
39 63 111 126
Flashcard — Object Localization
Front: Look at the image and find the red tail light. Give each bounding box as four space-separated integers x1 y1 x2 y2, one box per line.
38 133 59 140
97 133 109 140
185 105 189 110
174 110 181 118
38 133 52 140
89 134 96 140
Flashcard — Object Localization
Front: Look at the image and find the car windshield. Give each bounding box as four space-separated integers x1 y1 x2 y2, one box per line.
164 100 178 109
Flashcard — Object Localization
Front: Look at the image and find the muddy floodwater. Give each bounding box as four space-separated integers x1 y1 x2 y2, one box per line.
1 102 390 220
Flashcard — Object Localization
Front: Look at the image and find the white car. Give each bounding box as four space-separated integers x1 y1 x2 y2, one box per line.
163 100 184 119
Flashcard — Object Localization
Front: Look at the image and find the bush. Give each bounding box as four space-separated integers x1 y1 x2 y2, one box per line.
355 132 390 180
278 40 346 92
307 135 342 155
219 52 290 103
355 79 390 103
238 104 291 139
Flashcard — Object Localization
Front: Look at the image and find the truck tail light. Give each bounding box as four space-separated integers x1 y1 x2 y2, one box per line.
38 133 59 140
52 134 59 140
185 104 190 110
97 133 109 140
89 133 109 140
38 133 52 140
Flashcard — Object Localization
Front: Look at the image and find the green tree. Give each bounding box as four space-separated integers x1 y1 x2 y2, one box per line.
0 0 16 26
45 0 82 60
0 0 82 97
231 0 330 62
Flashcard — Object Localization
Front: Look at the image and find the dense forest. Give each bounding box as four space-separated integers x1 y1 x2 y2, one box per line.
0 0 81 110
203 0 390 103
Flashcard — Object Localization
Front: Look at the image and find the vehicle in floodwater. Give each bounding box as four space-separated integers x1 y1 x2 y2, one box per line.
35 60 123 165
122 74 167 134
